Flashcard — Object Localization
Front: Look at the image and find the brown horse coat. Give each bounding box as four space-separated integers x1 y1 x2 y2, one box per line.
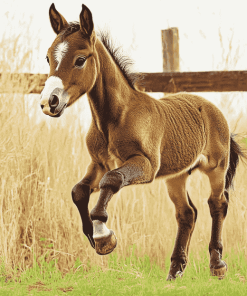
40 3 246 280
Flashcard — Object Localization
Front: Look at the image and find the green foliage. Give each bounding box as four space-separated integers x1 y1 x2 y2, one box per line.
1 250 247 295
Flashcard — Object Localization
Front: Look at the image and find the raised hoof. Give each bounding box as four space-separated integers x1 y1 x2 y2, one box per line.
166 271 183 281
93 220 117 255
94 229 117 255
210 262 227 279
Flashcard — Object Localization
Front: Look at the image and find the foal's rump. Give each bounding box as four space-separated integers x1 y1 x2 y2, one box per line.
156 93 230 178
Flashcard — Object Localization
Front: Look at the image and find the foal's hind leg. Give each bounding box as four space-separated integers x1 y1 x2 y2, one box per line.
207 166 228 278
166 173 197 280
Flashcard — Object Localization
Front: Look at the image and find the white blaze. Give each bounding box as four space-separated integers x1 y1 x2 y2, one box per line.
41 76 64 102
40 76 69 115
54 41 69 70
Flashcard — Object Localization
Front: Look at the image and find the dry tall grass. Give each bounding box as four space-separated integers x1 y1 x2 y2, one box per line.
0 21 247 275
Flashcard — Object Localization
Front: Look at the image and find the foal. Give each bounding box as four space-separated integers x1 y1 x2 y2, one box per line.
40 3 246 280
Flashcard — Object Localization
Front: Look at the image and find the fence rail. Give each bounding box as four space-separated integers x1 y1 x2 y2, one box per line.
140 71 247 92
0 71 247 94
1 28 247 94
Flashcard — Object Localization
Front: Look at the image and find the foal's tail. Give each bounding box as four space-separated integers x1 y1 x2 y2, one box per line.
225 134 247 192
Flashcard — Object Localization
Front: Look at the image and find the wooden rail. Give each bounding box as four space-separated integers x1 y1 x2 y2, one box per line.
1 29 246 94
0 71 247 94
140 71 247 93
0 73 47 94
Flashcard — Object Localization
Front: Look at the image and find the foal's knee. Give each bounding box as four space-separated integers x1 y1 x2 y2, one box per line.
71 183 91 204
99 170 124 193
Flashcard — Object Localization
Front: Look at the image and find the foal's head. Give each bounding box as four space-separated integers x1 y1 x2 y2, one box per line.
40 3 97 117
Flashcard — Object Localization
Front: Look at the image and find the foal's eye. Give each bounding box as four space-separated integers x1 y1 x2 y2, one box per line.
75 57 86 68
46 55 50 65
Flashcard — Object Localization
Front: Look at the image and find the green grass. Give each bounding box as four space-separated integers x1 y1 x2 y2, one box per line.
1 248 247 295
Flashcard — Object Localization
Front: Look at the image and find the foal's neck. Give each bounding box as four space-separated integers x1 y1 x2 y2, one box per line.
87 39 134 136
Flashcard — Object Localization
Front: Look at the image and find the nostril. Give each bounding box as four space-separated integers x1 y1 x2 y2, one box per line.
49 95 59 108
41 104 44 110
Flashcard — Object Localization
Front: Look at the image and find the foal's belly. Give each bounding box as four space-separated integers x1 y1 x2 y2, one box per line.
156 152 205 179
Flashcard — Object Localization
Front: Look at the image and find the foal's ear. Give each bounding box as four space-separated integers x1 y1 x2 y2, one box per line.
79 4 94 38
49 3 68 35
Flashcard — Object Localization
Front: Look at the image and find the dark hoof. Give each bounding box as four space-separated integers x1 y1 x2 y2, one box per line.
210 262 227 279
92 220 117 255
166 271 183 281
94 230 117 255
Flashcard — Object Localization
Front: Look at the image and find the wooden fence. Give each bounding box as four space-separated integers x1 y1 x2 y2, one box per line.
0 28 246 94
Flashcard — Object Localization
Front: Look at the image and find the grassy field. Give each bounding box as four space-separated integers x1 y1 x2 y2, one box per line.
1 249 247 295
0 19 247 295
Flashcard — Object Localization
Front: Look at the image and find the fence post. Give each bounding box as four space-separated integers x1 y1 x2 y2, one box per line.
161 27 180 72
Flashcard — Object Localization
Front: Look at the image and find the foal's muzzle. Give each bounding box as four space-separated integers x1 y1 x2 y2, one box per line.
40 87 69 117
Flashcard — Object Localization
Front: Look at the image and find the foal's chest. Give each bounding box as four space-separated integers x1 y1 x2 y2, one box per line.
87 125 124 170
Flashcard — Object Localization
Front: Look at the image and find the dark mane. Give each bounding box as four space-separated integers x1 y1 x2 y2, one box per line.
59 22 142 90
97 30 142 90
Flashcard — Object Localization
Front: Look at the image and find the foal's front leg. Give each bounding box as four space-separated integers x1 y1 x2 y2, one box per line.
90 155 155 255
71 162 107 249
